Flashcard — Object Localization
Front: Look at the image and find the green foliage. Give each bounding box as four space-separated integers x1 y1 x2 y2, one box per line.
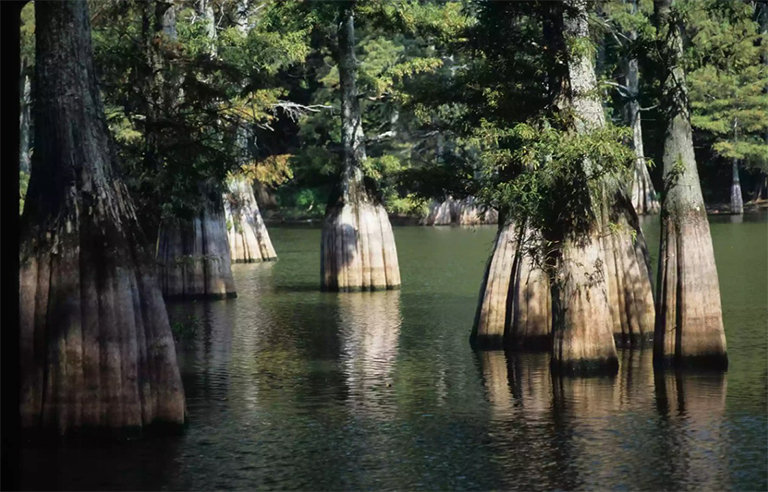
687 0 768 170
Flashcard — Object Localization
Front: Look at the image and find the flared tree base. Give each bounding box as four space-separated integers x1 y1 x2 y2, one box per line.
472 221 551 350
655 212 727 368
157 204 237 300
321 199 401 292
224 176 278 263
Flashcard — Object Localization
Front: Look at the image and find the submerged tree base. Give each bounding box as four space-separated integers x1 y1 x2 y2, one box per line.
472 220 551 350
321 197 401 292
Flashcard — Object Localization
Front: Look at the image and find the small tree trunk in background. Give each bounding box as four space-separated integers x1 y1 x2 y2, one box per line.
20 0 185 436
624 0 660 215
223 175 277 262
653 0 727 369
730 121 743 214
548 0 618 374
457 196 499 225
321 4 401 292
471 219 551 350
19 71 32 175
157 194 237 300
421 196 457 225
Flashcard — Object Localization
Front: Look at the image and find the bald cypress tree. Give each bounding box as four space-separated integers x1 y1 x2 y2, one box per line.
320 3 401 292
19 0 185 435
652 0 727 368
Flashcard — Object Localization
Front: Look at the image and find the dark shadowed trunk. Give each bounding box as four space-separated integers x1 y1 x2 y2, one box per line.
154 0 237 299
320 4 401 292
652 0 727 369
223 175 277 263
19 0 185 436
156 193 237 300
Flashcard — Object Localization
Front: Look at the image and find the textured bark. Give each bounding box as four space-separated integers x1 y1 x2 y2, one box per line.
549 0 618 374
602 193 656 347
653 0 727 369
19 0 185 436
223 175 277 263
471 220 551 350
320 4 400 292
156 196 237 300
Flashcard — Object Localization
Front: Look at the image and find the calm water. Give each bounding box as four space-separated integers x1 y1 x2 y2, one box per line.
21 214 768 490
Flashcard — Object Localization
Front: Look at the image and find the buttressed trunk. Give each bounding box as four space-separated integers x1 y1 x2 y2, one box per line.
19 0 185 436
320 5 401 292
457 196 499 225
156 193 237 300
549 0 618 374
471 218 551 350
653 0 727 369
223 175 277 263
421 196 457 226
730 122 743 215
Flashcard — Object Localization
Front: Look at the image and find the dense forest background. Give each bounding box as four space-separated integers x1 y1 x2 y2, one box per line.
18 0 768 227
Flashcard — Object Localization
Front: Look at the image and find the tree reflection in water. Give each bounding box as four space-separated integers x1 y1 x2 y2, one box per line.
477 349 728 490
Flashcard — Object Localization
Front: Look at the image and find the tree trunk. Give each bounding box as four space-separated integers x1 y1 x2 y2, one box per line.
730 121 743 214
457 196 499 225
421 196 457 225
19 71 32 175
471 219 551 350
156 195 237 300
320 4 401 292
547 0 619 374
20 0 185 436
731 159 743 214
624 0 660 215
653 0 727 369
223 175 277 263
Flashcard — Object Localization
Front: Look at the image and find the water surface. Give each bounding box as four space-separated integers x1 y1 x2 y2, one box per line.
21 214 768 490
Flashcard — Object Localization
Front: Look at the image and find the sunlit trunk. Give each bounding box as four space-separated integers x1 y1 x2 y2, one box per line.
223 175 277 263
653 0 727 369
548 0 618 374
471 219 551 350
321 4 401 292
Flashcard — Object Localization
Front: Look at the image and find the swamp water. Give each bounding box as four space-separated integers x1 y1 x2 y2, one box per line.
21 214 768 490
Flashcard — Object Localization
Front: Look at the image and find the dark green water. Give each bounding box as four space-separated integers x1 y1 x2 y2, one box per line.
21 214 768 490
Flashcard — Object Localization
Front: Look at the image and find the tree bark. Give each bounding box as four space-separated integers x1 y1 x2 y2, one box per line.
223 175 277 263
547 0 619 374
652 0 727 369
156 194 237 300
471 219 551 350
20 0 186 436
320 4 401 292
